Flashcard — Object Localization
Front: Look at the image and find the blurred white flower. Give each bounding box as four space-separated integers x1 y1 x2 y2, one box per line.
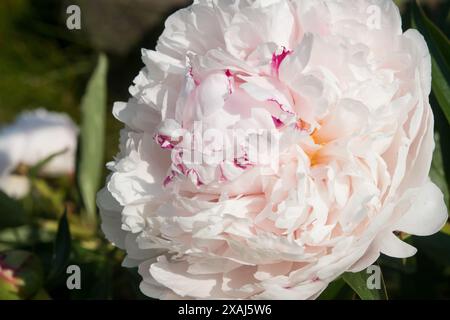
0 109 78 198
98 0 448 300
0 175 30 199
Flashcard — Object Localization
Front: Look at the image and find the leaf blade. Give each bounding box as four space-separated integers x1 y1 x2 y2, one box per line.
411 1 450 124
47 210 72 283
318 277 347 300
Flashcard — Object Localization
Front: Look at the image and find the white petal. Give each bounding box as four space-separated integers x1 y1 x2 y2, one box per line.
150 256 220 299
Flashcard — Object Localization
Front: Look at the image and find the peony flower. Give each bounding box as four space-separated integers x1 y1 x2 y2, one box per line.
98 0 448 299
0 109 78 198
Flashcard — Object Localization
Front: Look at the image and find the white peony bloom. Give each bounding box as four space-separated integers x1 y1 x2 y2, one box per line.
98 0 448 299
0 109 78 198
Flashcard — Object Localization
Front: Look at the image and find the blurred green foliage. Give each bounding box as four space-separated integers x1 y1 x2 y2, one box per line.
0 0 449 300
0 0 88 122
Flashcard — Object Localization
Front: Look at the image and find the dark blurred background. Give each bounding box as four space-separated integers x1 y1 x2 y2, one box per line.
0 0 448 299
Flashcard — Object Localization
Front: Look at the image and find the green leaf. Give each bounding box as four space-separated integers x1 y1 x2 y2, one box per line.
430 133 450 206
77 54 108 225
411 1 450 124
47 210 72 282
28 149 68 178
0 190 27 230
410 3 449 68
342 266 388 300
0 250 44 300
318 277 347 300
